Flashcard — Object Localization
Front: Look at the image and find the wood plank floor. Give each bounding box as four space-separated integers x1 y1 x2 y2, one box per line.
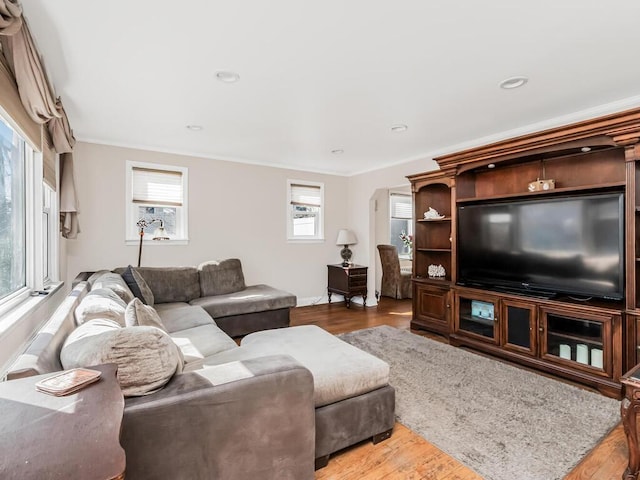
290 298 628 480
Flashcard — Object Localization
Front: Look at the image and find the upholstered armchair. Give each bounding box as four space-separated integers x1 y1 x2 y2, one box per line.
377 245 412 299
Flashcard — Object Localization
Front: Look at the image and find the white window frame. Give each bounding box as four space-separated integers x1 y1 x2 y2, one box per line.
287 179 325 242
125 160 189 245
0 112 60 317
389 192 413 259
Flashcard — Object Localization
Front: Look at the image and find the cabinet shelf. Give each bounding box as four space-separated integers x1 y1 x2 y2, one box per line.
456 181 625 204
417 216 452 223
460 314 494 327
416 248 452 253
548 330 603 347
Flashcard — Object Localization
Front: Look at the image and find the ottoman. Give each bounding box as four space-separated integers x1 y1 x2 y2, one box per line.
206 325 396 468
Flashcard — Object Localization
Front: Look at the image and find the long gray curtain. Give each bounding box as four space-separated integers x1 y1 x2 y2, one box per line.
0 0 79 237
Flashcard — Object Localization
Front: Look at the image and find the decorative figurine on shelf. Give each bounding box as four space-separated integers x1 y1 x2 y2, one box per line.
428 264 446 278
423 207 445 220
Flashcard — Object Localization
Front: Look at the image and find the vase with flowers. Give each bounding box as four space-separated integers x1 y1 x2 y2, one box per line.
399 230 413 256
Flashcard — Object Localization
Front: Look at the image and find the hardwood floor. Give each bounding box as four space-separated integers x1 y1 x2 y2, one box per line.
290 298 628 480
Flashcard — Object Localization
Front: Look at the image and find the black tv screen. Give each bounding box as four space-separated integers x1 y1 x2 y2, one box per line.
457 192 624 300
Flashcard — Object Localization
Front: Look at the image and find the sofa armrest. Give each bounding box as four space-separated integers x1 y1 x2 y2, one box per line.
121 355 315 480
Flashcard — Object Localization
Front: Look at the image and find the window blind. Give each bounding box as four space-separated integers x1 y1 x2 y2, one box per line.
390 193 412 219
290 183 321 207
132 167 183 206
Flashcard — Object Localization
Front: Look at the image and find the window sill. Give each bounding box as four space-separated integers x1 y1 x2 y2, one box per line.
0 282 64 337
287 238 325 244
125 238 189 246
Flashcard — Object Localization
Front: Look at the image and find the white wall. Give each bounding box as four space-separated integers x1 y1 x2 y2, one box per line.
65 142 349 305
348 157 440 304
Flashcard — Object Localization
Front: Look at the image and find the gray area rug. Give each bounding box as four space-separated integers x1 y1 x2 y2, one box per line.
338 325 620 480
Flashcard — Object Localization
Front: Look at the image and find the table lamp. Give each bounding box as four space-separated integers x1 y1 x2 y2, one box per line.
336 229 357 266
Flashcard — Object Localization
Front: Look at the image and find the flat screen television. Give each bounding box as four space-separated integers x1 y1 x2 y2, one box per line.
457 192 625 300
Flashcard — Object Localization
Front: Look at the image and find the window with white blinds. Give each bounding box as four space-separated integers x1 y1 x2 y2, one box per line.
126 161 188 243
390 193 412 219
287 180 324 241
390 193 413 255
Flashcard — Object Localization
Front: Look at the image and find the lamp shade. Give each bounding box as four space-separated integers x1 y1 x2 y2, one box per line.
336 229 357 246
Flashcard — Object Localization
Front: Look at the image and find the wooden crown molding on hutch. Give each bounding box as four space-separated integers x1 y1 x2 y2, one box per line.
434 106 640 173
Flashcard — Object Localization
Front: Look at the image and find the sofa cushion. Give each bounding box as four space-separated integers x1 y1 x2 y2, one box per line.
132 267 201 304
90 272 135 303
154 303 215 333
60 319 183 397
125 298 166 331
189 284 296 318
169 324 239 372
75 288 127 326
207 325 389 407
198 259 246 296
122 265 155 306
86 270 112 287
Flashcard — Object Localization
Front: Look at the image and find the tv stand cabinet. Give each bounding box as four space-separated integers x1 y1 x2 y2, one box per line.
451 286 622 397
407 107 640 399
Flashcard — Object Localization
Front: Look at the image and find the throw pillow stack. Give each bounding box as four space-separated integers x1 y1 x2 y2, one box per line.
61 269 182 397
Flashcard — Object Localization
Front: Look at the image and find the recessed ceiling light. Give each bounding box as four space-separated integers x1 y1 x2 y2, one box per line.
186 125 203 131
499 76 528 90
216 71 240 83
331 149 344 155
391 124 408 133
488 163 496 169
581 147 592 153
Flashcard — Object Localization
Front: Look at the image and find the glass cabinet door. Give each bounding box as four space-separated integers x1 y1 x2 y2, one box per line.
540 307 611 375
502 300 536 356
455 293 499 344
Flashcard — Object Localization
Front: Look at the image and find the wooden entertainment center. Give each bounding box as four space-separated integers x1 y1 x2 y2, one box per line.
407 107 640 399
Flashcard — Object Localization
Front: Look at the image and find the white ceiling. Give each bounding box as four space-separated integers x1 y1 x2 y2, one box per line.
21 0 640 175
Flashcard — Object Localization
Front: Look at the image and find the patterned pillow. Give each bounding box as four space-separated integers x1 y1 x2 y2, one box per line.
122 265 155 306
60 319 183 397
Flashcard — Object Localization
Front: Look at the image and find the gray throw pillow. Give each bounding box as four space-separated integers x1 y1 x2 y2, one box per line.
74 288 127 326
198 259 246 296
122 265 155 306
60 319 183 397
125 298 166 331
91 272 135 303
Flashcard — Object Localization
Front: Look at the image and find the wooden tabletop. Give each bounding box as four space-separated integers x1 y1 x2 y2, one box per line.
0 364 125 480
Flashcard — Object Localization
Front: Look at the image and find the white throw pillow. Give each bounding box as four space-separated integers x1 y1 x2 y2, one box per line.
91 272 135 303
74 288 127 326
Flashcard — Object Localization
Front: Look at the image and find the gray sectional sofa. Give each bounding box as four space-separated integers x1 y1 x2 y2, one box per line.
5 262 395 479
115 259 297 338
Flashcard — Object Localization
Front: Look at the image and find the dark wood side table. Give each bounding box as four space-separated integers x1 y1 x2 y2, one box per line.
622 363 640 479
327 264 367 308
0 364 126 480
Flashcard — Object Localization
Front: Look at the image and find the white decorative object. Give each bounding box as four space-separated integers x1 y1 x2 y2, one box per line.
590 348 603 369
427 264 446 278
576 344 589 364
424 207 445 220
559 344 571 360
